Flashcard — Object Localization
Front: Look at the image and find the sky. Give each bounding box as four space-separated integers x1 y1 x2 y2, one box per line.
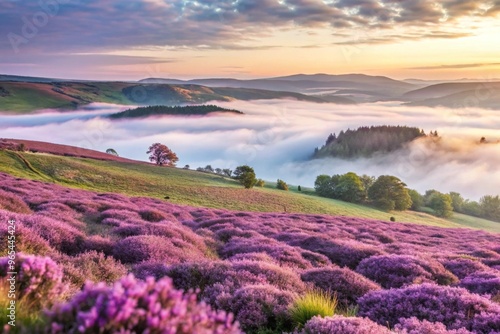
1 100 499 200
1 0 500 80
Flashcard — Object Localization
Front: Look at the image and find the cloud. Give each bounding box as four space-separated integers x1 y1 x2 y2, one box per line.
1 100 500 200
0 0 498 57
407 62 500 70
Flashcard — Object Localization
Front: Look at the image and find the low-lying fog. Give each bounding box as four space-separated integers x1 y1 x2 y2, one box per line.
1 100 499 200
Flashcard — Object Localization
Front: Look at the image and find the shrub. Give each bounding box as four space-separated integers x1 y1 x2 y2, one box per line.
228 284 295 333
390 216 396 222
45 275 241 333
138 209 166 222
277 179 289 191
289 289 337 328
296 237 384 269
301 267 380 307
0 189 31 214
256 179 265 187
458 270 500 298
0 253 65 310
442 257 491 279
132 261 170 280
356 255 458 288
82 235 114 256
298 315 392 334
358 283 500 331
394 317 472 334
113 235 206 264
60 251 127 288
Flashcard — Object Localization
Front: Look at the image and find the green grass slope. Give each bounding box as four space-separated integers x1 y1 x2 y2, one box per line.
1 149 498 232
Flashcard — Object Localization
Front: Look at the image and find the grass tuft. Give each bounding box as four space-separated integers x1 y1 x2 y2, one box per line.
289 289 338 328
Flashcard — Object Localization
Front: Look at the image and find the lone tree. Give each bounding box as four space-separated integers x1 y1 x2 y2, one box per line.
106 148 119 156
233 165 257 189
147 143 178 167
368 175 412 211
276 179 289 191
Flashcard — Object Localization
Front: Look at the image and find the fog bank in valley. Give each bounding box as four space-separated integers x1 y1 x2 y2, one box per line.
1 100 499 200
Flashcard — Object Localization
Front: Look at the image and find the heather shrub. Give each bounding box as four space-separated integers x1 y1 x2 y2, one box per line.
459 270 500 298
0 218 53 256
356 255 458 288
138 209 167 222
442 257 491 279
301 267 381 307
298 315 392 334
231 260 305 292
221 236 313 269
113 235 206 264
470 311 500 333
59 251 127 288
358 283 500 331
394 317 472 334
0 253 65 310
99 208 141 223
45 274 241 334
295 237 384 269
0 189 31 214
228 284 295 333
22 215 85 255
82 235 114 256
132 261 170 280
166 261 234 293
289 289 337 328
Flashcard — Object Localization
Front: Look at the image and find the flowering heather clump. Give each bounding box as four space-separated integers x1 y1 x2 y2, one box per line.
459 270 500 297
0 188 31 214
221 236 313 269
132 261 170 280
228 284 296 333
394 317 472 334
45 274 242 334
298 315 392 334
442 257 492 279
358 283 500 331
21 214 85 255
113 235 206 264
301 266 381 307
0 253 65 309
293 236 385 269
82 235 114 256
356 255 458 289
99 208 142 223
0 212 53 256
138 208 167 222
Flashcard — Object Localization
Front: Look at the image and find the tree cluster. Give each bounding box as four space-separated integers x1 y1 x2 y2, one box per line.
314 126 428 158
110 105 242 119
315 173 412 211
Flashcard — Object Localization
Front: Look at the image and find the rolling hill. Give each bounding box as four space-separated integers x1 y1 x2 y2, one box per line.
0 80 327 113
402 82 500 109
0 139 498 233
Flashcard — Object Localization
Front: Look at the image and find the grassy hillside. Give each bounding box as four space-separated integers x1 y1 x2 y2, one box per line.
0 81 324 113
1 149 498 232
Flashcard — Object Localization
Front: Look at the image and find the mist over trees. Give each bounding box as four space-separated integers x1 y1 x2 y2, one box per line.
314 171 499 221
314 125 429 159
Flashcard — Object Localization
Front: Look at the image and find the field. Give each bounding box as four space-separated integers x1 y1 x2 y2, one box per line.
0 171 500 333
2 147 499 233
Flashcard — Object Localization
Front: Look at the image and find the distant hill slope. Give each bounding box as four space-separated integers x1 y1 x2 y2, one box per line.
0 140 499 232
109 105 243 119
140 73 416 102
0 81 327 113
0 138 142 163
402 82 500 109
